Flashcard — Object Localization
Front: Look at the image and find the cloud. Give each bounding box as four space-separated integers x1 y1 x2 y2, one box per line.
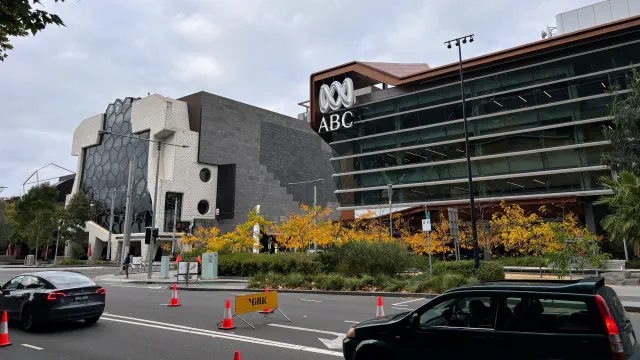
171 54 220 82
0 0 601 196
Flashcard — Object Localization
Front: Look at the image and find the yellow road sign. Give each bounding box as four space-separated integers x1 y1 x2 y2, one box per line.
235 292 278 315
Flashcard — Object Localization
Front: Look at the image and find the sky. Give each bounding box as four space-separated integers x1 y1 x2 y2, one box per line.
0 0 599 197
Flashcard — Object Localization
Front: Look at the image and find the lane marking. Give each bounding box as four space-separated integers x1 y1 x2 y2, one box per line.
391 298 424 306
231 293 245 295
344 320 359 324
267 324 344 337
101 313 341 357
392 307 414 311
22 344 43 350
300 299 322 303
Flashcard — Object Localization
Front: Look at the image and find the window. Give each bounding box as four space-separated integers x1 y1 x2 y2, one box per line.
3 276 23 290
43 273 94 288
501 296 595 333
21 276 47 289
199 168 211 182
197 200 210 215
418 296 497 329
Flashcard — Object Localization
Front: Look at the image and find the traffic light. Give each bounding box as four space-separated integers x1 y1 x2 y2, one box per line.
145 227 152 244
145 227 159 244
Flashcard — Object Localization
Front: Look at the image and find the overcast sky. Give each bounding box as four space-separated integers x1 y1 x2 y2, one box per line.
0 0 598 196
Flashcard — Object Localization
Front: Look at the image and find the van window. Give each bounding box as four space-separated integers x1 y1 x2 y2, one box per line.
501 296 596 334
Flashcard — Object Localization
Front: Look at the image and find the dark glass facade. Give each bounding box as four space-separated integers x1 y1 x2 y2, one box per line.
81 98 152 233
324 38 638 208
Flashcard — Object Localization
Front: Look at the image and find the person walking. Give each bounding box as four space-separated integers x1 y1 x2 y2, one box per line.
123 252 132 279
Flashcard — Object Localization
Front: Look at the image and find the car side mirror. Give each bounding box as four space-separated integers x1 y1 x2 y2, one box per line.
410 313 419 327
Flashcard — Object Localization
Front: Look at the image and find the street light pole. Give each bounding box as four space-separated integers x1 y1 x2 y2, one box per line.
445 34 480 269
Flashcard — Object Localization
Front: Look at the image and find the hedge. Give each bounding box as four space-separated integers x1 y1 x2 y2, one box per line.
218 253 320 276
433 260 505 282
248 271 481 294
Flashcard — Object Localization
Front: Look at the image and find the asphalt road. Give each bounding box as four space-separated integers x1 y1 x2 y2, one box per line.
3 270 640 360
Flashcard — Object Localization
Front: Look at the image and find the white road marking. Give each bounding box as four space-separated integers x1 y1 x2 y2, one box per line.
344 320 359 324
318 336 344 350
147 286 162 289
392 307 414 311
391 298 424 306
158 304 169 306
21 344 43 350
101 313 341 357
300 299 322 303
267 324 343 337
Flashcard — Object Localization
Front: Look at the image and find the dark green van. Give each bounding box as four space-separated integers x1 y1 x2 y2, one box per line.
343 278 637 360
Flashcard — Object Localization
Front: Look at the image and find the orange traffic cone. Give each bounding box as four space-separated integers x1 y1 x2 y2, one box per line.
259 288 274 314
219 298 236 330
376 296 385 318
233 350 241 360
0 311 10 347
168 284 180 307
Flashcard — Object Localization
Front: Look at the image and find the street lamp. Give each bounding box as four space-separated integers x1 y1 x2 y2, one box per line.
287 179 324 251
98 130 188 279
445 34 480 269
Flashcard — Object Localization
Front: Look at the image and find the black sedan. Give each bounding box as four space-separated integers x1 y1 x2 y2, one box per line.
0 271 106 331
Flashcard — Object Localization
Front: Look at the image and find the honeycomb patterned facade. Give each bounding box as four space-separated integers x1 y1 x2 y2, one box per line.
81 98 152 234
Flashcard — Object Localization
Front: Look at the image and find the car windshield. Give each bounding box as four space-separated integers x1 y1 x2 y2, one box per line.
42 273 94 288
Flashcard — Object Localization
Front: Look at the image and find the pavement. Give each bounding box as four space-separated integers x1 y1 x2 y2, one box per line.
5 268 640 359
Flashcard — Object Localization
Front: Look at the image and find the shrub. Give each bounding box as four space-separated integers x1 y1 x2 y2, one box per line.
497 256 548 267
282 273 307 288
627 259 640 269
218 253 320 276
71 242 85 259
59 259 85 265
336 241 411 276
344 277 363 291
327 274 346 290
433 260 504 281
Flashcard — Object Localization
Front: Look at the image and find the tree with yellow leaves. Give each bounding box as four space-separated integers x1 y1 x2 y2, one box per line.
180 226 228 253
224 206 273 253
273 204 335 251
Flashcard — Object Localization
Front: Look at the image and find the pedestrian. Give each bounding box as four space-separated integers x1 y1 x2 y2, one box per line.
123 252 132 279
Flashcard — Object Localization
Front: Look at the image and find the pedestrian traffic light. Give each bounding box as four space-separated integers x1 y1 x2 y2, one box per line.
152 228 159 240
145 227 152 244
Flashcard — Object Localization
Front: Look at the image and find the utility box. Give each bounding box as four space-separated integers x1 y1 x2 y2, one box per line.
200 252 218 279
160 256 170 279
25 255 35 266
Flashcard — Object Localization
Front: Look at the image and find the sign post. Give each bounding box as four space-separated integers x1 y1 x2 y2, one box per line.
423 208 432 275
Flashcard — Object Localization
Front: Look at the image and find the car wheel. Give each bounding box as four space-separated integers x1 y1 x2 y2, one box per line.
22 307 38 332
84 316 101 325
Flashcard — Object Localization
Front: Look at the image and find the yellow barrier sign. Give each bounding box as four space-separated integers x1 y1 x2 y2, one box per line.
235 292 278 315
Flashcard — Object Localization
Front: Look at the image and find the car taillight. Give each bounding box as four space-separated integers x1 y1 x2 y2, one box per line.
596 295 625 360
96 288 106 295
47 292 66 301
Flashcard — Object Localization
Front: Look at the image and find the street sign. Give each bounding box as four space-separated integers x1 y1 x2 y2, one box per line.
235 291 278 315
215 208 220 216
422 219 431 232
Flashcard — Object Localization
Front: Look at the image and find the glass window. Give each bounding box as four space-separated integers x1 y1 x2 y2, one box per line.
419 296 497 329
199 168 211 182
501 296 596 334
3 276 23 290
43 273 94 288
21 276 47 290
197 200 210 215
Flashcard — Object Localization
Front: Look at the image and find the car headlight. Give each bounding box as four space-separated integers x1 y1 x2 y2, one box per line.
346 327 356 339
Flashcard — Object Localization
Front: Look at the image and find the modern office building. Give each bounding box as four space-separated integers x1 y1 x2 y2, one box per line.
308 14 640 231
69 92 336 261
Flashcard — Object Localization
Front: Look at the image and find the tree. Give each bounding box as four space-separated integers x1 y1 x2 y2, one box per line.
0 199 13 247
596 171 640 255
223 206 273 253
61 191 89 241
601 68 640 174
1 0 66 61
8 184 60 256
272 204 335 251
180 226 226 254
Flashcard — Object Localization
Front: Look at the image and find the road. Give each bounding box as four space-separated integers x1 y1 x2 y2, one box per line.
1 271 426 360
3 269 640 360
